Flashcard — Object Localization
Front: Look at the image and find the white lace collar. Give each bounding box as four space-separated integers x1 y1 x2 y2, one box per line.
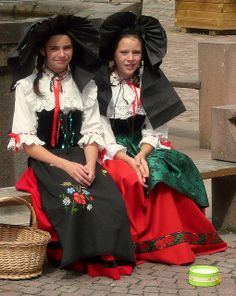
110 71 140 87
110 71 123 86
43 66 71 80
107 72 145 119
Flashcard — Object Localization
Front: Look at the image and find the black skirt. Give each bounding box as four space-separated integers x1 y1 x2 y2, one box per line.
30 146 135 267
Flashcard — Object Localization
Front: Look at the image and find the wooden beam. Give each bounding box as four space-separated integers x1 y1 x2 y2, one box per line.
193 159 236 179
169 76 201 90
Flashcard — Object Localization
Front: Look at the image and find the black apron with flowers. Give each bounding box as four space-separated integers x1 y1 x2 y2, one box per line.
29 109 135 267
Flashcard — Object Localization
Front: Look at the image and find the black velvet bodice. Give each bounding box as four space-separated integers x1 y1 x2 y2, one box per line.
109 115 145 136
36 109 82 149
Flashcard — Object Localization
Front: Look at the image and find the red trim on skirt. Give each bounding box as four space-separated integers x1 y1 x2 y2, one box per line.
102 159 227 265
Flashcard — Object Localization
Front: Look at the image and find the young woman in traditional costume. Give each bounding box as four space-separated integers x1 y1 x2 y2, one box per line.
83 11 227 265
7 15 135 280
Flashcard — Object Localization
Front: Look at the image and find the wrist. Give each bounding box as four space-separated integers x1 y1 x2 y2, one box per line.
138 151 147 159
57 158 70 170
139 144 153 158
114 150 127 160
86 160 96 170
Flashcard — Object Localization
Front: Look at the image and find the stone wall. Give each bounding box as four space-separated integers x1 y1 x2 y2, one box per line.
0 23 40 188
0 57 15 186
0 1 141 17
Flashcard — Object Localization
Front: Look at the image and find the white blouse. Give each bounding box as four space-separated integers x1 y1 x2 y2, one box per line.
8 71 104 151
83 73 169 160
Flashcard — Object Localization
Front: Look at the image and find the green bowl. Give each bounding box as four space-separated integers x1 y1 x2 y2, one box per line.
188 265 221 287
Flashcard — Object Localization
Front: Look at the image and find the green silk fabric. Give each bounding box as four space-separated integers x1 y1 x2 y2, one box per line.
115 132 209 208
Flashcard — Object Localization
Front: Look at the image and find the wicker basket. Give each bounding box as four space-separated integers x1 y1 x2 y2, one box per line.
0 196 51 280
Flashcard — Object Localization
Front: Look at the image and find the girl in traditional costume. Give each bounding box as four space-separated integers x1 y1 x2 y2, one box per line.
7 15 135 280
83 11 227 265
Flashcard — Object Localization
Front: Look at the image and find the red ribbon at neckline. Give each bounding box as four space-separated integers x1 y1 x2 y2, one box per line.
51 78 61 147
127 81 141 116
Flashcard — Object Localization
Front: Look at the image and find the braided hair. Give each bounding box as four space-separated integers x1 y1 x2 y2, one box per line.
33 53 45 96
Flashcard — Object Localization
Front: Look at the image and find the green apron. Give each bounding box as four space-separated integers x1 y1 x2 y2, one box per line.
116 132 208 208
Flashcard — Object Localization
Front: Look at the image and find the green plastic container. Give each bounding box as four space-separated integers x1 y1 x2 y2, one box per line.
188 265 221 287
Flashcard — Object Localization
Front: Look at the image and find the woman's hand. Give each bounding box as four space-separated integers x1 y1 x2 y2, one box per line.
114 150 148 187
126 156 148 188
134 143 153 186
83 143 98 186
23 143 95 187
63 160 93 187
84 161 96 184
135 152 149 180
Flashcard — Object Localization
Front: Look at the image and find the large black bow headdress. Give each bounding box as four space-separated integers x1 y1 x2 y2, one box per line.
96 12 186 129
99 11 167 67
8 15 100 91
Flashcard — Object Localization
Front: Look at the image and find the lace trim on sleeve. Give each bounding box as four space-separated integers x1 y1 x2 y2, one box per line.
104 143 127 160
7 132 45 152
140 135 171 150
78 132 105 151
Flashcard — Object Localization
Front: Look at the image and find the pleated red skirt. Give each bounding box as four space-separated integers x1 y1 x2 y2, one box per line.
103 159 227 265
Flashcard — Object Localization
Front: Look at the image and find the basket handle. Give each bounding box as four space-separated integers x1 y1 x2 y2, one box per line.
0 196 37 228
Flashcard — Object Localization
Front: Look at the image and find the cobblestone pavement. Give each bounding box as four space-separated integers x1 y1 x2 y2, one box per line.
1 1 236 295
0 232 235 296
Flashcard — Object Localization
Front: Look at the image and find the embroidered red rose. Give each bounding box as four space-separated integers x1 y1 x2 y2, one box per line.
164 235 175 245
184 232 199 243
73 192 86 205
191 233 200 242
184 233 193 242
206 233 217 244
138 242 148 252
155 239 167 250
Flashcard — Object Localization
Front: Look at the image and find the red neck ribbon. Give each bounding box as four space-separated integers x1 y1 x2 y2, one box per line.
50 78 61 147
127 81 141 116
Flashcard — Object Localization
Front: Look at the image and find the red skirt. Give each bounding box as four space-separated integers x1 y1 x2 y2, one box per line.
16 168 133 280
103 159 227 265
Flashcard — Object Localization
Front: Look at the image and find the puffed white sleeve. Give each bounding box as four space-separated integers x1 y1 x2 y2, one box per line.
7 80 45 151
139 117 170 149
78 80 105 150
100 115 127 160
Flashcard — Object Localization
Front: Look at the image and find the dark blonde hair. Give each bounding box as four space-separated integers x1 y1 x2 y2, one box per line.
33 53 45 96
